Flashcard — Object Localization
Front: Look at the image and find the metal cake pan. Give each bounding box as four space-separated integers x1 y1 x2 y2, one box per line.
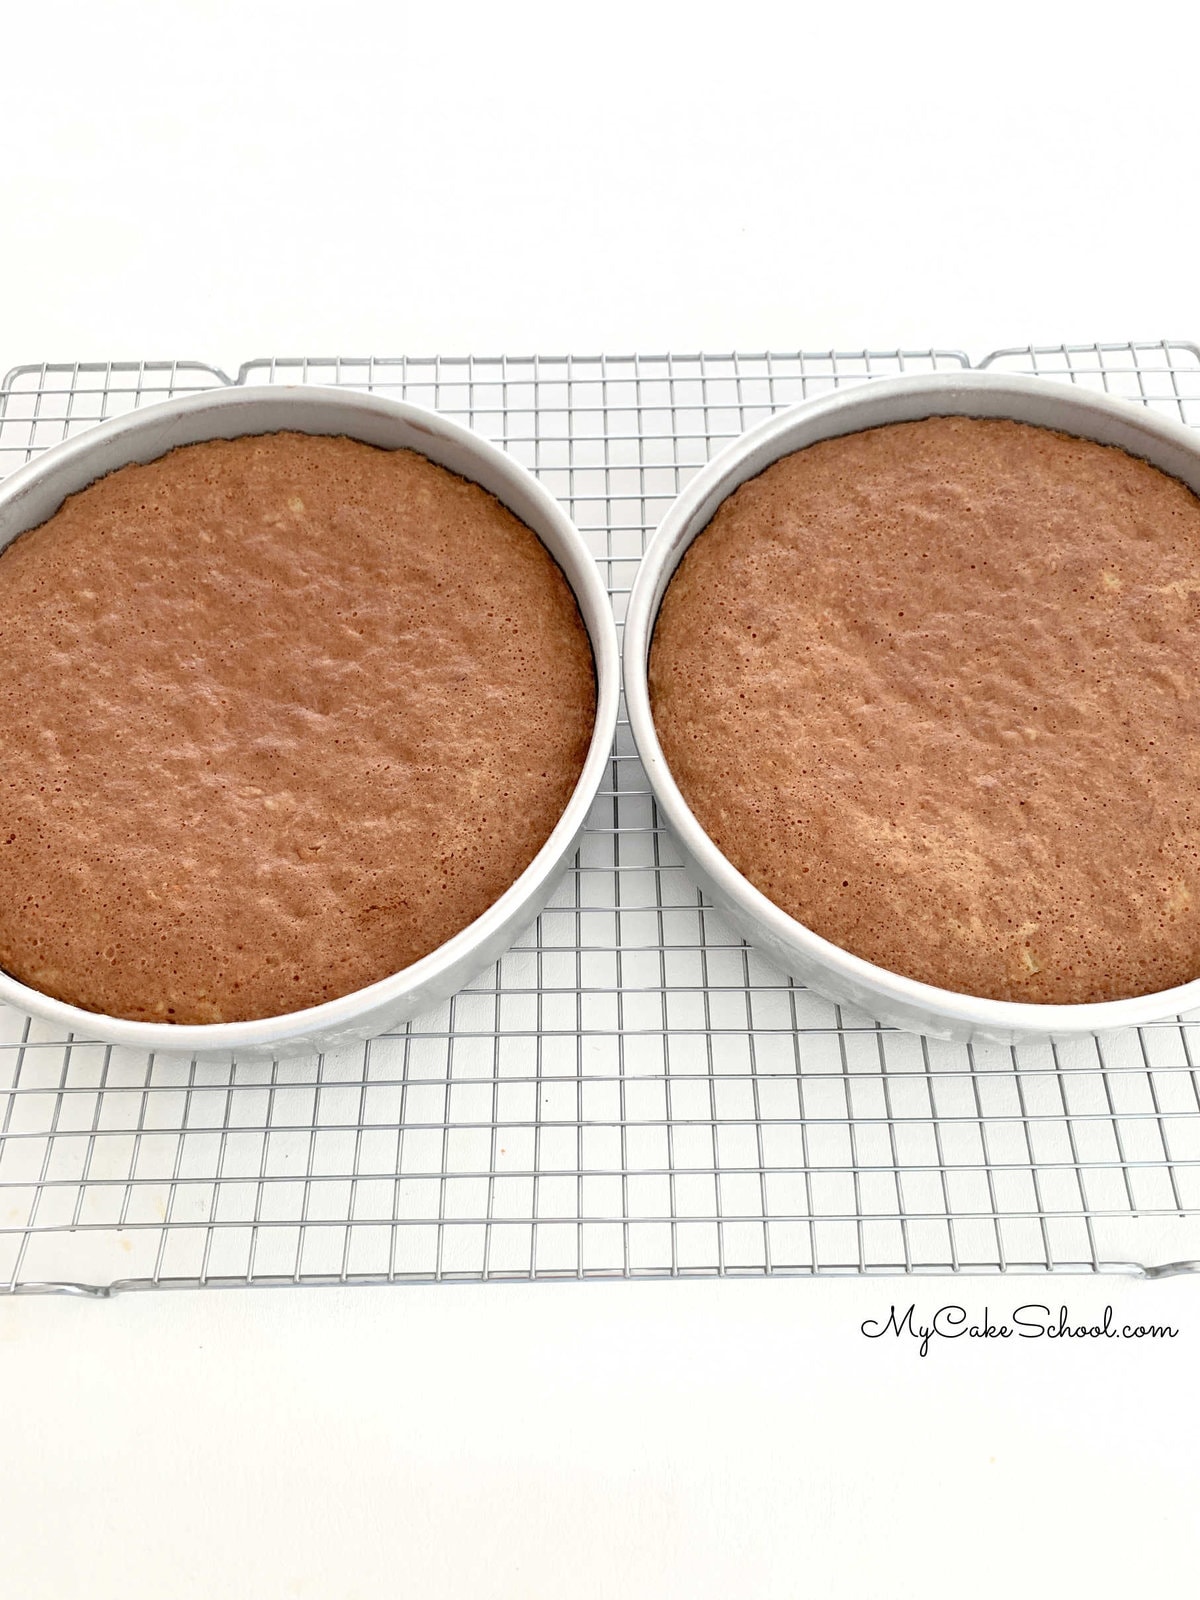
0 385 620 1058
623 370 1200 1044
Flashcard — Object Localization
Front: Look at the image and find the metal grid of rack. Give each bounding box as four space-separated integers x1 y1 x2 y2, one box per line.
2 342 1200 1294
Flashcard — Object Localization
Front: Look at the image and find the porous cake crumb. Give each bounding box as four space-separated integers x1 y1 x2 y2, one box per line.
650 416 1200 1003
0 433 596 1022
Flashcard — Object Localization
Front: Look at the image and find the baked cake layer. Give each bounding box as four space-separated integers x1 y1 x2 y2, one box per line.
650 415 1200 1004
0 432 596 1023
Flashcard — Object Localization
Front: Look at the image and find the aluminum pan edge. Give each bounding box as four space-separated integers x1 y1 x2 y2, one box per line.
624 371 1200 1045
0 385 620 1058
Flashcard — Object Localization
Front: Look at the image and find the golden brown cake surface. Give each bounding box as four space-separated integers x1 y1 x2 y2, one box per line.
0 432 595 1023
649 416 1200 1004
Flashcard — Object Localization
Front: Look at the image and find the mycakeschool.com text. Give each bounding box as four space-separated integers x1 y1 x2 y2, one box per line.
860 1303 1180 1358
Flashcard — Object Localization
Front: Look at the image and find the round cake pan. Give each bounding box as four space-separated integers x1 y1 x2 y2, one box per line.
0 385 619 1058
624 371 1200 1045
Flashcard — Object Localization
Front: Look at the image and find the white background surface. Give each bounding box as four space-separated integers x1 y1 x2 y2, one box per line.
2 2 1199 1595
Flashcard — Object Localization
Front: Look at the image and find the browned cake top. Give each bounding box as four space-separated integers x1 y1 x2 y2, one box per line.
0 432 596 1023
649 415 1200 1005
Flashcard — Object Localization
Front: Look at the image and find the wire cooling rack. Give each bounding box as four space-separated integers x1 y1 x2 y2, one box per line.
2 343 1200 1295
